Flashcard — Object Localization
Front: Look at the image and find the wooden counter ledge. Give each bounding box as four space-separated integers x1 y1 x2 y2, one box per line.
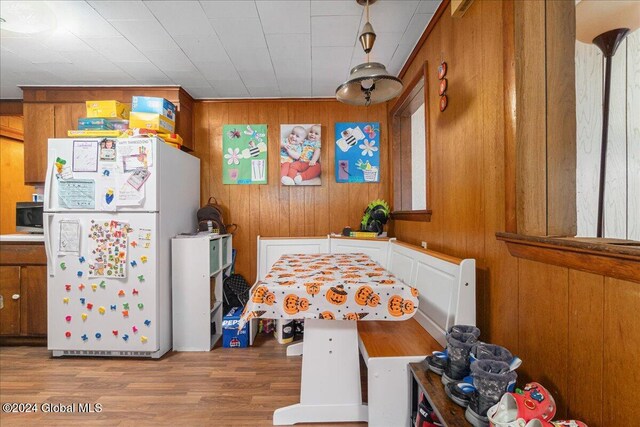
496 232 640 283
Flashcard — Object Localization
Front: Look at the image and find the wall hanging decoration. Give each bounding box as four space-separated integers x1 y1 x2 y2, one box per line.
439 78 447 96
280 124 322 186
439 95 448 112
222 125 267 185
335 122 380 183
438 60 448 112
437 61 447 79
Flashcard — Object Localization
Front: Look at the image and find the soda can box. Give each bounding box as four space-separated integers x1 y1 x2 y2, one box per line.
129 111 175 134
85 100 130 119
222 307 249 348
132 96 176 121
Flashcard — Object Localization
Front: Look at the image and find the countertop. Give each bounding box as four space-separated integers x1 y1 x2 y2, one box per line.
0 233 45 243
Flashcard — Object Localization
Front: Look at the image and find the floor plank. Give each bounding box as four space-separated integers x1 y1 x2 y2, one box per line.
0 335 367 426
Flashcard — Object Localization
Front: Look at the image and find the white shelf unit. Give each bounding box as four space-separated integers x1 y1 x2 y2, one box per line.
172 233 233 351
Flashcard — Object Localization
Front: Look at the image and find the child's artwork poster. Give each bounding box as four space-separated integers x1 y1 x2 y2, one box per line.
280 124 322 186
88 219 130 278
335 122 380 183
222 125 267 184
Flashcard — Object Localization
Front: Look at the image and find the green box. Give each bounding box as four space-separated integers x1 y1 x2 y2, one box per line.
209 239 220 275
221 237 229 265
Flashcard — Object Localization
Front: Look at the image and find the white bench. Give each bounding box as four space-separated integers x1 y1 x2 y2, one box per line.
360 241 475 427
254 236 476 426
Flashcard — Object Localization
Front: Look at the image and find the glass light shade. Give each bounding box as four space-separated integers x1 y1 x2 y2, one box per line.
336 62 403 106
576 0 640 44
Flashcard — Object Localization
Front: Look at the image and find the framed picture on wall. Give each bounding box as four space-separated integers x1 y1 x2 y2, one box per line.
222 125 268 185
335 122 380 183
280 124 322 186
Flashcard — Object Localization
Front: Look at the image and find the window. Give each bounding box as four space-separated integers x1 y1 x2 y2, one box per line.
390 62 431 221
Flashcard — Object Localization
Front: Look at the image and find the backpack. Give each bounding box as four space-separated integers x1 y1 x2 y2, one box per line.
223 273 251 313
197 197 237 234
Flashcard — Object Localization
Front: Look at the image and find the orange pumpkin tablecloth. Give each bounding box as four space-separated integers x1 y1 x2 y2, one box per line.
239 253 419 328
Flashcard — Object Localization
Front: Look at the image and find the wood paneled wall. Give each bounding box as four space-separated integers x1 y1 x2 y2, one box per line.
393 0 519 348
192 100 388 283
391 1 638 425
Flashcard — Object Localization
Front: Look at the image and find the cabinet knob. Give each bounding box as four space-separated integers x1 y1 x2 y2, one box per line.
12 294 20 300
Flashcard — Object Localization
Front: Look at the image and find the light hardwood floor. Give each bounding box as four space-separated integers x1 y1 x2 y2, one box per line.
0 335 367 426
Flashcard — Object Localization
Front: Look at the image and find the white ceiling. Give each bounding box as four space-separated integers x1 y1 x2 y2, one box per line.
0 0 441 99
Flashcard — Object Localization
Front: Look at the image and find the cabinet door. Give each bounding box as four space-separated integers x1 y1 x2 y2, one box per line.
0 266 21 335
54 103 86 138
20 266 47 336
23 104 54 184
176 102 194 150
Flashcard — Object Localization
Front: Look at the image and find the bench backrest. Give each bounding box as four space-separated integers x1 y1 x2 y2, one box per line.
329 237 392 267
387 242 475 346
255 236 475 346
257 237 330 280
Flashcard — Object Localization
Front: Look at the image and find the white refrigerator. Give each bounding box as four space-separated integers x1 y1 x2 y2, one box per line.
44 137 199 358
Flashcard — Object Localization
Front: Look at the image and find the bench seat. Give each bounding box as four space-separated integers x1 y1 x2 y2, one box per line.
358 319 444 427
358 319 441 360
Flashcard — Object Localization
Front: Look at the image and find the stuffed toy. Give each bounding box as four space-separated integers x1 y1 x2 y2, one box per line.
360 199 390 235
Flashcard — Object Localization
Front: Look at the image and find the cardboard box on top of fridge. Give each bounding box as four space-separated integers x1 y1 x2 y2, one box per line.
85 100 130 119
129 112 175 134
68 129 123 137
132 96 176 121
78 117 115 130
77 118 129 131
157 133 183 145
222 307 248 348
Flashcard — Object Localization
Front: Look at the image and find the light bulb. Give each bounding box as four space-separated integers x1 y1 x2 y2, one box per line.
361 78 375 90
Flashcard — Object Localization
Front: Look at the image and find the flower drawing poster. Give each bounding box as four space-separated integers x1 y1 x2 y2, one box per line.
222 125 268 184
334 122 380 183
280 124 322 186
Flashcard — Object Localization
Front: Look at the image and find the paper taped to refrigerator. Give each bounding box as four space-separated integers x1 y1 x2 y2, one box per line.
127 168 151 190
58 179 95 209
116 172 145 206
88 220 130 278
58 220 80 255
117 138 153 171
72 140 99 172
98 164 117 212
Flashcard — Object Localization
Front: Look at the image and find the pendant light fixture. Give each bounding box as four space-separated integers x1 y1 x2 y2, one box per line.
336 0 403 106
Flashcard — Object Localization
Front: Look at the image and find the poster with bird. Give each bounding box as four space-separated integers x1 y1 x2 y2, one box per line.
222 125 268 184
334 122 380 183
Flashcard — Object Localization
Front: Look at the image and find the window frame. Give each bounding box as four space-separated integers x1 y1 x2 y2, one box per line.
389 62 431 222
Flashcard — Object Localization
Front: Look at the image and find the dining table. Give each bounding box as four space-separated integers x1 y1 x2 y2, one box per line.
239 252 419 425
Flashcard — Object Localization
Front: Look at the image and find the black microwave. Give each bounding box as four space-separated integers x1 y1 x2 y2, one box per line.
16 202 43 233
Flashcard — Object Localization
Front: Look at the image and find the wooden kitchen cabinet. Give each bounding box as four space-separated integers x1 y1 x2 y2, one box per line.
0 243 48 343
21 266 48 336
23 103 54 184
0 266 21 335
21 86 195 184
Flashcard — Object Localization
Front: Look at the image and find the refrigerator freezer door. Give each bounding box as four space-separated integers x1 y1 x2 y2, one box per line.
46 212 160 354
44 138 158 213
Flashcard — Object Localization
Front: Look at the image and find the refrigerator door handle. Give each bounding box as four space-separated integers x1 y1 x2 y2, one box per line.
43 214 55 277
44 160 54 212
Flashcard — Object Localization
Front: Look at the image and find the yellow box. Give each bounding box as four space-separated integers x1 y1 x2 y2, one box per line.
129 112 175 134
67 130 122 137
157 133 183 145
85 100 130 119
